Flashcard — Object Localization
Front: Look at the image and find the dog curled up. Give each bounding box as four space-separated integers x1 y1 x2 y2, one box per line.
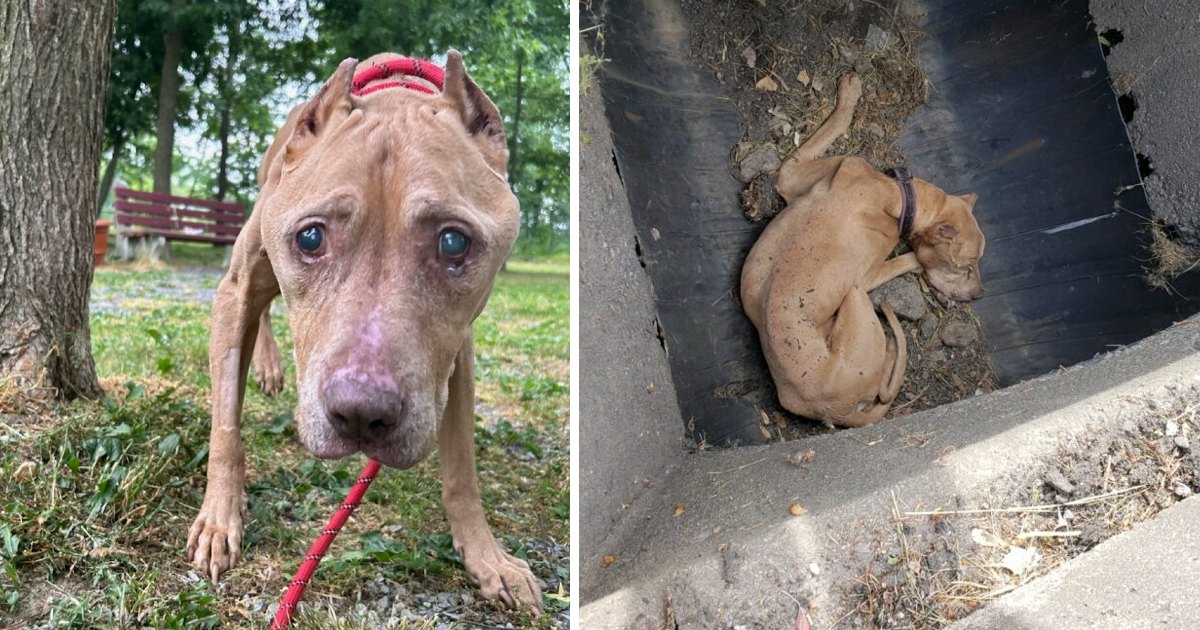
741 73 986 428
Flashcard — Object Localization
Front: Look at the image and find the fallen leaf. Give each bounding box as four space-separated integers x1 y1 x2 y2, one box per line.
1000 545 1040 576
88 546 134 558
13 460 36 482
601 555 616 568
646 381 655 394
971 527 1006 548
674 503 686 517
786 449 815 467
755 76 779 92
796 69 810 85
788 501 807 516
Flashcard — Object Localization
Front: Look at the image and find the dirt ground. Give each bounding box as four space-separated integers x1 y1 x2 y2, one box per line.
841 393 1200 628
677 0 997 431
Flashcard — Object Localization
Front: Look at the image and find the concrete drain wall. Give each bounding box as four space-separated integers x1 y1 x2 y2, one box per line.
581 0 1200 626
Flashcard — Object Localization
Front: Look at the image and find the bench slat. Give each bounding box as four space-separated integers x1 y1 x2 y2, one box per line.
114 199 246 225
115 212 243 237
114 187 244 213
124 228 238 245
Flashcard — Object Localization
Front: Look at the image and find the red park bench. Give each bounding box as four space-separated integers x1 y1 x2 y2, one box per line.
113 187 247 261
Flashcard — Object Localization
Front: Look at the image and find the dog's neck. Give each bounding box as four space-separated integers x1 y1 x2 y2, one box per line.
885 167 917 239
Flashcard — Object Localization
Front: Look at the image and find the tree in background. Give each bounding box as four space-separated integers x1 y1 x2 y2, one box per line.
100 0 568 256
0 0 118 398
309 0 569 257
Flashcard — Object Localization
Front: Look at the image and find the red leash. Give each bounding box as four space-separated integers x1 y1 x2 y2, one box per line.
270 458 382 629
270 55 443 629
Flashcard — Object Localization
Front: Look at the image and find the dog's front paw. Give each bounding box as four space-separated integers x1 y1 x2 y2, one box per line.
460 540 543 613
186 490 246 581
838 72 863 104
252 348 284 397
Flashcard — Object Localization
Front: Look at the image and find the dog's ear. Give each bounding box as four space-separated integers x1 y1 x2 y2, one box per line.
443 49 509 174
285 58 358 165
958 193 979 210
933 222 960 243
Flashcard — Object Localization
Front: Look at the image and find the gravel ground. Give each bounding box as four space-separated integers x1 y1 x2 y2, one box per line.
89 268 224 315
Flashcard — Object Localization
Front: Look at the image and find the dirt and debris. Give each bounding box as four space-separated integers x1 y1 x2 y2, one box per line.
841 394 1200 629
679 0 997 432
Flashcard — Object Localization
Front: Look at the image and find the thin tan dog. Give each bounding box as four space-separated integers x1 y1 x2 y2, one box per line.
741 73 986 428
186 51 542 611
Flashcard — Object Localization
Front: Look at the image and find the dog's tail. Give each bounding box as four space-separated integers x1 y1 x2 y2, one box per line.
877 302 907 405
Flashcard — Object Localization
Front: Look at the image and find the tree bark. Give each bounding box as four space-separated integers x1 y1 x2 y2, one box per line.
0 0 117 399
153 21 182 195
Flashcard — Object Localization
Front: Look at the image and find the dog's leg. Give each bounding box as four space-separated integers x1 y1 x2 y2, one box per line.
187 217 278 581
862 252 922 292
251 304 285 396
776 73 863 200
440 335 543 611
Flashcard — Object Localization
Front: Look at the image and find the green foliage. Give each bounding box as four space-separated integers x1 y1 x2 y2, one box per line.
102 0 568 253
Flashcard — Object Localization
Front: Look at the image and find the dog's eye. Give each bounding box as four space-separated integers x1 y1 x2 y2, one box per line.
439 229 470 260
297 226 324 254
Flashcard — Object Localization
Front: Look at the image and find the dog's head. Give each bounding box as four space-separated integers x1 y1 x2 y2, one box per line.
910 188 985 302
255 51 518 468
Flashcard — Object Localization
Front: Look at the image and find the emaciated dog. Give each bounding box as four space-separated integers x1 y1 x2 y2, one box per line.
186 51 542 611
741 73 986 428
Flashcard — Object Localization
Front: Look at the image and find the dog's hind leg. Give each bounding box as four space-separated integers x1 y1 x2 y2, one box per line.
776 73 863 200
251 305 284 396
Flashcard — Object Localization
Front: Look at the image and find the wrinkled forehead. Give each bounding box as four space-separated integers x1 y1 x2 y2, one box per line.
289 94 515 215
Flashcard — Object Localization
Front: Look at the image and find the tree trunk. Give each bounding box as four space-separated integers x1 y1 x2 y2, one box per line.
0 0 117 399
153 22 182 195
507 51 524 185
215 28 238 201
97 135 124 213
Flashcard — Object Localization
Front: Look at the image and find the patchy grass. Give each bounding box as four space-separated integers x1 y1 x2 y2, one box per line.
1 257 569 628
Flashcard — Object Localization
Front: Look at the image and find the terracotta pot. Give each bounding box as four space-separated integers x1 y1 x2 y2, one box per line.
94 219 112 266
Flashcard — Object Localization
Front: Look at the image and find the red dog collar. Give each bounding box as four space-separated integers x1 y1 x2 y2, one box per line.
351 57 444 96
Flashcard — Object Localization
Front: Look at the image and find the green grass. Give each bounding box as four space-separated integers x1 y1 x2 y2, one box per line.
1 256 569 628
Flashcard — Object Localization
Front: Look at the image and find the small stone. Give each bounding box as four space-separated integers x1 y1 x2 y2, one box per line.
870 276 926 321
796 69 810 85
1175 435 1190 451
940 321 978 348
1166 419 1179 437
1045 470 1075 495
1174 483 1193 498
809 562 821 576
865 24 899 51
919 314 939 340
737 146 781 183
377 596 390 612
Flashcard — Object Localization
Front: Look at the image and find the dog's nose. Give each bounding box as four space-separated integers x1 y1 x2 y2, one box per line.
322 371 406 441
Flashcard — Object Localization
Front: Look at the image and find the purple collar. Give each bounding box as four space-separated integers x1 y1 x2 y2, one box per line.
885 167 916 239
